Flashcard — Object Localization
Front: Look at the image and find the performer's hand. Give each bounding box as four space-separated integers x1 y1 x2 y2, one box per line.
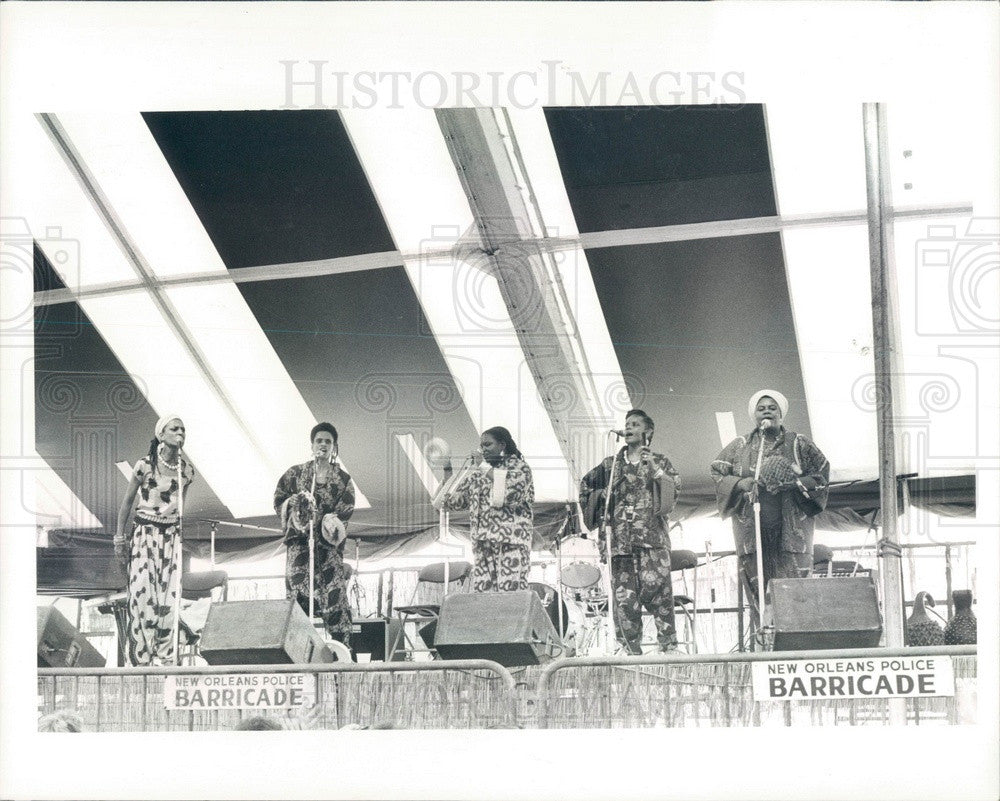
470 450 483 467
797 476 818 492
736 477 757 493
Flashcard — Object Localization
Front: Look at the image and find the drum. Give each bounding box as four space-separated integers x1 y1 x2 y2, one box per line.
528 582 584 655
560 561 602 590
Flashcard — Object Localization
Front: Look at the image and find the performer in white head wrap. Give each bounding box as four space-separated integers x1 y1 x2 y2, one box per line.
710 391 830 645
115 414 195 665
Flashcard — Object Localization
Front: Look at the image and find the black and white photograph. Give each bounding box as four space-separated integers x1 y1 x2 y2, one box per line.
1 2 998 800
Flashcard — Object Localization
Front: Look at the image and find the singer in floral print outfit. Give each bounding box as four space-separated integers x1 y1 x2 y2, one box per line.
115 415 195 666
580 410 680 654
436 427 534 593
274 423 356 646
710 390 829 627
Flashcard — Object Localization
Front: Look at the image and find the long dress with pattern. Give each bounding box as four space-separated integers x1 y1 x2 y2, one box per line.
443 455 534 592
126 454 195 666
274 461 356 645
710 427 829 619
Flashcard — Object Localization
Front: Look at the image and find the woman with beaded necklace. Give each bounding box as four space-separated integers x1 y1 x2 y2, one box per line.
115 415 195 666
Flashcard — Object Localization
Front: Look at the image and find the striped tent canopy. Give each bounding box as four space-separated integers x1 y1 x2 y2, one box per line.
24 105 985 586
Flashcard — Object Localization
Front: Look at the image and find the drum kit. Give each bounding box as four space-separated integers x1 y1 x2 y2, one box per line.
530 560 614 657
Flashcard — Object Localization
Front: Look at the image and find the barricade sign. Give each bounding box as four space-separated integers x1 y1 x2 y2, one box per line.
164 673 317 710
751 656 955 701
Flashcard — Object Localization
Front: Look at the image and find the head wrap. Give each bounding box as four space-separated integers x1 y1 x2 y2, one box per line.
747 390 788 421
155 414 183 441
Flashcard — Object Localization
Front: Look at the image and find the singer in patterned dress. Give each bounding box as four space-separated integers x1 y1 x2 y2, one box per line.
710 390 830 625
115 415 195 666
274 423 356 647
434 427 534 593
579 410 681 654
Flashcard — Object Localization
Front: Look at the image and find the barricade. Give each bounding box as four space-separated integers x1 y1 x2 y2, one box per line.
38 660 517 731
536 646 977 728
38 648 977 729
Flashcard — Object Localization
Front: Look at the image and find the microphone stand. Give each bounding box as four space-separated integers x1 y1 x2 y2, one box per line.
308 456 318 623
751 425 768 648
436 452 476 592
599 433 624 654
705 538 718 654
171 451 184 666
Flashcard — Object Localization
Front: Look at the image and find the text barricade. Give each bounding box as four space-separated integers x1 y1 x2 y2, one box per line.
751 656 955 701
163 673 317 710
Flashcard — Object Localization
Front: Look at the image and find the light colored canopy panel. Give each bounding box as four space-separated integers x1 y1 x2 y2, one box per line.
30 114 370 515
342 108 576 500
766 103 867 217
780 225 878 479
505 107 631 431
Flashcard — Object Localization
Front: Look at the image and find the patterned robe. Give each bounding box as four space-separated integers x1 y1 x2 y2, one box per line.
443 455 534 592
274 461 355 645
579 450 680 652
126 454 195 666
711 427 829 615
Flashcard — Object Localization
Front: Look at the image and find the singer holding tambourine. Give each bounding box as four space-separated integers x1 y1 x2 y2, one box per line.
432 427 534 593
274 422 356 647
115 415 195 666
710 390 830 632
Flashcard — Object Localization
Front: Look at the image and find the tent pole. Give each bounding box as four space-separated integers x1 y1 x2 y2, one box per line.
863 103 905 653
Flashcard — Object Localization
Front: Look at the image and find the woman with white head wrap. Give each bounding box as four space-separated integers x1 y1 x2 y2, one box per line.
115 414 195 665
710 391 829 641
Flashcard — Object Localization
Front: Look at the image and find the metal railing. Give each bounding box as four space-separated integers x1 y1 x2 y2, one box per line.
536 645 977 728
38 659 517 731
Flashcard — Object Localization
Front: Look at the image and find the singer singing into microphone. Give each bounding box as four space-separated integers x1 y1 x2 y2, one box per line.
710 390 830 630
432 427 534 593
579 410 681 654
274 423 356 647
114 415 195 666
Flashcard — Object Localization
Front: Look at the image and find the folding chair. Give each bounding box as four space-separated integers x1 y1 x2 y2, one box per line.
390 561 471 660
176 569 228 664
670 549 699 654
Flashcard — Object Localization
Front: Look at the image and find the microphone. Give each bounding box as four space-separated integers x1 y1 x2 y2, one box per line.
611 429 626 438
759 419 773 432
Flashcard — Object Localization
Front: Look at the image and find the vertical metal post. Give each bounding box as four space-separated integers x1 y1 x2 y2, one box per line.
945 545 954 619
377 570 385 618
736 571 746 652
862 102 905 650
386 569 394 624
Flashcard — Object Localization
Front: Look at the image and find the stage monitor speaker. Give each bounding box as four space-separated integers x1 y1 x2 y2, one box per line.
37 605 106 668
199 600 336 665
351 617 405 662
769 577 883 651
434 590 563 667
